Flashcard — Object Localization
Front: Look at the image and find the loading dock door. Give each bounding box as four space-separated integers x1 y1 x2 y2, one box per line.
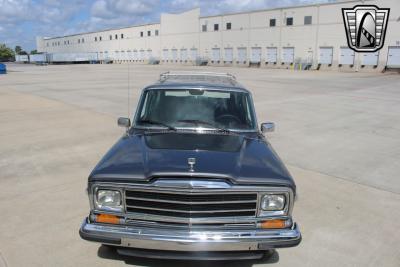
180 49 188 61
190 48 198 61
224 48 233 63
237 48 247 63
251 47 262 63
319 47 333 65
171 49 178 61
282 47 294 64
339 47 355 65
362 52 379 66
266 47 277 63
139 50 145 60
162 49 169 61
212 48 221 62
387 47 400 67
147 50 152 60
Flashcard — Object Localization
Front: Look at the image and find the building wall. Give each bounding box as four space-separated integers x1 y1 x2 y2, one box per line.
37 0 400 71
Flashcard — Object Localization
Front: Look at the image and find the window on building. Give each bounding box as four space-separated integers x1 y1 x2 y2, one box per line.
270 18 276 27
304 16 312 25
115 34 118 39
99 36 102 41
202 25 207 32
67 40 69 44
110 35 112 40
58 41 60 45
286 17 293 26
155 30 159 36
140 31 143 37
78 39 80 43
226 22 231 30
214 24 219 31
82 38 84 43
95 37 97 42
147 31 151 36
121 33 124 39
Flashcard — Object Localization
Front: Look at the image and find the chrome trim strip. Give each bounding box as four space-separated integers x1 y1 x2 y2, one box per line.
126 205 256 214
151 179 232 189
80 219 301 251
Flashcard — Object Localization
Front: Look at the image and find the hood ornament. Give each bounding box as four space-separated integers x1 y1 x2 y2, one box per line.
188 158 196 172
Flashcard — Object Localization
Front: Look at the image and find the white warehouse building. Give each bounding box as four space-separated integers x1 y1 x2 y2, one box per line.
36 0 400 71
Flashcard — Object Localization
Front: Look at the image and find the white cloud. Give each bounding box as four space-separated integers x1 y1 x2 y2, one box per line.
169 0 334 15
84 0 160 32
0 0 336 51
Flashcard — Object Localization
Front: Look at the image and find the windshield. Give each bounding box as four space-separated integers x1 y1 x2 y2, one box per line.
135 89 256 131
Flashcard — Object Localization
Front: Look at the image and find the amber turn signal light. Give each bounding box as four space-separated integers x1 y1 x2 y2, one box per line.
95 214 120 224
260 219 287 229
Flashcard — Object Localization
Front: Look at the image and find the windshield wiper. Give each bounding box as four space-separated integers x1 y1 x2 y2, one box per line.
177 119 231 133
138 119 176 131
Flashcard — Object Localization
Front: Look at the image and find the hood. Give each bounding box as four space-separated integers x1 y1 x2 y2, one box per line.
89 132 295 190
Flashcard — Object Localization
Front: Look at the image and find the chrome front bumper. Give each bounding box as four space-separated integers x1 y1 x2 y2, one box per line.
79 218 301 253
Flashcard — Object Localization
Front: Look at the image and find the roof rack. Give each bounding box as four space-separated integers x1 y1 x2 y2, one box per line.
159 71 236 81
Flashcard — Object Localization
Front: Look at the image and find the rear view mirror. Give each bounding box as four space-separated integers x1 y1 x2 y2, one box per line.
261 122 275 134
118 117 131 128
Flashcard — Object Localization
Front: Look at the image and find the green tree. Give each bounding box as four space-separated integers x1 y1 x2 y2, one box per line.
15 45 22 55
0 44 15 61
30 50 38 55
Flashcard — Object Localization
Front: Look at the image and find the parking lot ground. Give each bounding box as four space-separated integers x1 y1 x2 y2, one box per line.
0 63 399 267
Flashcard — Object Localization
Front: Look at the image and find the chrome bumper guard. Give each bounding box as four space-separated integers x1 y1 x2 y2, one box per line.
79 218 301 252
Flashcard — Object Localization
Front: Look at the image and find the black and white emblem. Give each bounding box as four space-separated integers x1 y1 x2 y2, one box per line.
342 5 390 52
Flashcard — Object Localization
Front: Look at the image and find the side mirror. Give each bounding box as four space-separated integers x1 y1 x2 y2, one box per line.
261 122 275 134
118 117 131 128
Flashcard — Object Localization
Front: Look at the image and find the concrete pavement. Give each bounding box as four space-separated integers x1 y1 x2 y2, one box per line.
0 63 399 266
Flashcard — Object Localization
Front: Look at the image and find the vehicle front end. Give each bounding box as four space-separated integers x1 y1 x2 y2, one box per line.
80 179 301 260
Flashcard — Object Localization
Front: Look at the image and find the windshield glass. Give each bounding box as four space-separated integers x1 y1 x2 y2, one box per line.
135 89 256 131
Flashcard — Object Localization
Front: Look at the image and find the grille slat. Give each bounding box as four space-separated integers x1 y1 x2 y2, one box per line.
126 196 257 205
125 190 257 219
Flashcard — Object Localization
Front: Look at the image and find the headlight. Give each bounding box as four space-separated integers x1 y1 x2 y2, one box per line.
260 194 286 211
94 189 122 212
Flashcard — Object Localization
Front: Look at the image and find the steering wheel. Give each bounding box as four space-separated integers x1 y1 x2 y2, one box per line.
216 114 242 124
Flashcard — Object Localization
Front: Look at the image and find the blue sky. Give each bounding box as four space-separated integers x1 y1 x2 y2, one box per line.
0 0 334 51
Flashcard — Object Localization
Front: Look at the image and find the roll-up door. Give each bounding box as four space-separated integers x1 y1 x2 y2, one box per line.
224 48 233 63
180 49 188 62
190 48 198 61
339 47 355 65
212 48 221 63
266 47 277 63
251 47 262 63
362 52 379 66
171 49 178 62
282 47 294 64
387 47 400 67
319 47 333 65
237 47 247 63
162 49 169 61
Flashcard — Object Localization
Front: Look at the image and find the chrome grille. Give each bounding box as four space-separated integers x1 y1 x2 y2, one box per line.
125 190 257 219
